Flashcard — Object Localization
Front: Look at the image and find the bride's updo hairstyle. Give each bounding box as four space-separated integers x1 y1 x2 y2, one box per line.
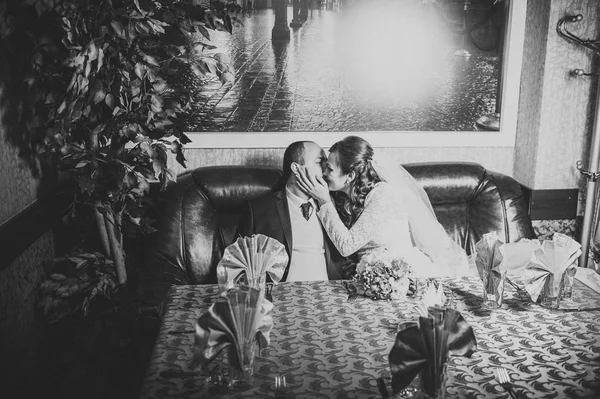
329 136 381 228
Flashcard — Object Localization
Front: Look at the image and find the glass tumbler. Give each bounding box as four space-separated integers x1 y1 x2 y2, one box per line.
539 274 563 309
482 269 506 309
228 338 258 391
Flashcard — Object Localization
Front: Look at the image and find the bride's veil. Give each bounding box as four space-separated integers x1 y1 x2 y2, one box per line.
371 155 470 277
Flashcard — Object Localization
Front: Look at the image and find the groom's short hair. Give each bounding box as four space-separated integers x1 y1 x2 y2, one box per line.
280 141 311 186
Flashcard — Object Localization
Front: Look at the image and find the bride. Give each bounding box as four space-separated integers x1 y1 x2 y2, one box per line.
294 135 470 278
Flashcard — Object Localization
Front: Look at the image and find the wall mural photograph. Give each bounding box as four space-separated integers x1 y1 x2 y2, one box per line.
184 0 507 133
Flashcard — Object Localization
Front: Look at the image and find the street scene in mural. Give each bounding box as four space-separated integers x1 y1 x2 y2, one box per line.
185 0 505 132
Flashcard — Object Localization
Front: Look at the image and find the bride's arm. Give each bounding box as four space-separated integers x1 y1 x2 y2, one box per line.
317 184 399 257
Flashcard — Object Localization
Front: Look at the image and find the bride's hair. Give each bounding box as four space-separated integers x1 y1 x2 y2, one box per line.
330 136 381 228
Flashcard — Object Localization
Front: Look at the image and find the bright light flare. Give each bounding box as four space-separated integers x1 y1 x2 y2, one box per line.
339 1 454 105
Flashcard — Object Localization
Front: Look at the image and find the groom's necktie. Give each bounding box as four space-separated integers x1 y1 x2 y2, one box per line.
300 202 313 221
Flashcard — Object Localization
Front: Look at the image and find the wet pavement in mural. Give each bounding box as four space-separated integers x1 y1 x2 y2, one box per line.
184 2 501 132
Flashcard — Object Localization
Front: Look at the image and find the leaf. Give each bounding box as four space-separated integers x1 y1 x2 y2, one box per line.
112 106 124 116
69 54 85 67
180 134 192 144
202 58 218 75
152 81 167 93
142 53 160 67
220 72 235 85
175 147 187 168
155 143 168 163
50 273 66 281
87 42 98 62
216 61 228 73
134 62 145 80
204 13 216 30
93 89 106 104
152 158 164 179
214 20 228 33
213 53 231 64
76 160 89 168
105 93 114 109
223 14 233 34
96 48 104 72
165 169 177 183
196 24 210 40
110 20 124 38
79 76 89 94
57 100 67 114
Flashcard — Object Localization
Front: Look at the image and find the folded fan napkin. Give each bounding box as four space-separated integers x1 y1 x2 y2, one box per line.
192 285 273 371
498 238 542 279
475 232 505 292
524 233 581 302
217 234 288 293
389 307 477 396
575 267 600 294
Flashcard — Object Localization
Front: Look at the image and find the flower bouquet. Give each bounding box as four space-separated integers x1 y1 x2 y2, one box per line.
352 250 413 300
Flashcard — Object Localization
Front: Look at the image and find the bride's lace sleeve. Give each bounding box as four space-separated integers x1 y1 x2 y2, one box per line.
317 183 402 257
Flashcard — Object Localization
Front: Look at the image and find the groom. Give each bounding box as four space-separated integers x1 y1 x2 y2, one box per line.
237 141 354 282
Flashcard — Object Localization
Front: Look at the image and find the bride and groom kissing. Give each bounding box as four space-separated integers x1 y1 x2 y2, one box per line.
237 135 470 283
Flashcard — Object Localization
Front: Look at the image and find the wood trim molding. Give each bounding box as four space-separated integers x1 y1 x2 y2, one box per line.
520 186 579 220
0 193 68 273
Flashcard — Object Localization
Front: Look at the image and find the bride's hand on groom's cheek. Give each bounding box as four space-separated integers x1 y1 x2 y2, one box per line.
294 166 331 205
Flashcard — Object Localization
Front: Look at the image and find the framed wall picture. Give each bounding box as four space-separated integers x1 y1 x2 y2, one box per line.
184 0 526 148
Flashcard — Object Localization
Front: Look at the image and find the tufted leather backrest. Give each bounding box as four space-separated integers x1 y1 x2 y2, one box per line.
137 163 535 306
404 162 535 256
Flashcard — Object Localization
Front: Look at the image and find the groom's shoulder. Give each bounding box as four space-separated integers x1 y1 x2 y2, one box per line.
247 188 284 208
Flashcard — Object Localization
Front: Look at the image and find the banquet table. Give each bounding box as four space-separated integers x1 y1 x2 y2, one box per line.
139 277 600 399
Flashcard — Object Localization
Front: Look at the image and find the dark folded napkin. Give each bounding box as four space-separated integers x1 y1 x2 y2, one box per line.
191 285 273 371
389 306 477 396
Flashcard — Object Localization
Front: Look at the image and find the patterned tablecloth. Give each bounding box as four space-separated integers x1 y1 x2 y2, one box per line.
140 277 600 399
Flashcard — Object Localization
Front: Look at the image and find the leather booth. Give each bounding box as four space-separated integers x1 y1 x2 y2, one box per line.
135 162 536 311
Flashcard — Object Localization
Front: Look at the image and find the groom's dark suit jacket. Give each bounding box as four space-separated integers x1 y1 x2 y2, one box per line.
237 188 355 281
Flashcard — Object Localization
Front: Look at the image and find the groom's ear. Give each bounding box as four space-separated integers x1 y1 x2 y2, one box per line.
291 162 300 174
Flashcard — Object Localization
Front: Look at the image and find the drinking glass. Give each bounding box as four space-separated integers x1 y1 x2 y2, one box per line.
400 362 448 399
247 273 267 295
539 274 563 309
228 338 257 391
482 269 506 309
561 266 577 299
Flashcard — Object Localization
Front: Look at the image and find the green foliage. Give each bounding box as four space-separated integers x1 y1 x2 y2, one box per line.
37 251 119 323
0 0 239 236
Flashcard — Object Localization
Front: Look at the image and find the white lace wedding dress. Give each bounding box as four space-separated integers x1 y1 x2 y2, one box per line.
317 182 468 278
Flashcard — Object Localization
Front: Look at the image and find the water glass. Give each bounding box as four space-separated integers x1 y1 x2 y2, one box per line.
482 269 506 309
561 266 577 299
400 362 448 399
228 338 257 391
539 274 563 309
